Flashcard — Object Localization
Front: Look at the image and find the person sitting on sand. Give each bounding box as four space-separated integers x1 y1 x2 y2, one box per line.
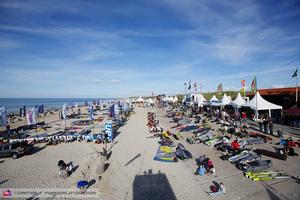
208 182 225 196
231 140 240 152
208 165 216 176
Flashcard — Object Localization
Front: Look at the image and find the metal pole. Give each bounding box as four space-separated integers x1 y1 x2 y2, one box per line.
296 74 298 107
36 110 38 137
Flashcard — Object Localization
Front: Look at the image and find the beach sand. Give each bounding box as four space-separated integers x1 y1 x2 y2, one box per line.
1 106 300 200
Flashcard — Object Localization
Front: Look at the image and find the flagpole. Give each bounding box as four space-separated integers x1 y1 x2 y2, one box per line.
36 108 38 137
256 77 258 119
296 68 298 107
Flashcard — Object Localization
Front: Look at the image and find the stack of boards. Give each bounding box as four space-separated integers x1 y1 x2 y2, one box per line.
245 171 289 181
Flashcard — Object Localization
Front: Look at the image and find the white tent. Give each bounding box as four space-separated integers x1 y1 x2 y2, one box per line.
173 96 178 102
230 93 246 108
210 95 221 106
148 98 154 104
197 94 207 106
136 97 144 102
169 96 174 102
220 93 231 106
242 92 282 117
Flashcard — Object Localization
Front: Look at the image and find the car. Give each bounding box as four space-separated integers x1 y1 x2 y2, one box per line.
0 141 33 159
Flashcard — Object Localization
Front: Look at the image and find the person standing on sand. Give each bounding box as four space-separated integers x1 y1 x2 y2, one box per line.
258 115 263 132
269 120 273 135
263 114 268 134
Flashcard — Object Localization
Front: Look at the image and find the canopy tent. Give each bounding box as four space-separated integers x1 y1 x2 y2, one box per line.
242 92 282 117
197 94 207 106
136 97 144 102
169 96 174 102
164 96 170 102
173 96 178 103
220 93 232 106
192 93 204 103
148 98 154 104
229 93 246 108
210 95 221 106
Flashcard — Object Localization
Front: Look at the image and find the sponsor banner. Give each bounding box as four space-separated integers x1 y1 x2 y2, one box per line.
105 122 113 142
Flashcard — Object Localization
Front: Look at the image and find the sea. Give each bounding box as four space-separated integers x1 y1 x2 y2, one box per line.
0 98 114 114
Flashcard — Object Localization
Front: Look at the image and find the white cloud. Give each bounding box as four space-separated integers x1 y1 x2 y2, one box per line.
92 79 121 84
272 84 285 88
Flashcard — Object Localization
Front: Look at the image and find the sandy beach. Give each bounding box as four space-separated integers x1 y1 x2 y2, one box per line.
1 106 299 199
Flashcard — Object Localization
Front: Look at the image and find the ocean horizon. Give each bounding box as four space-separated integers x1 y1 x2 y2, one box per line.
0 98 115 114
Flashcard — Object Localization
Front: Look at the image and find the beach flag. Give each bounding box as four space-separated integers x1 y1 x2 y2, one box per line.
110 104 115 118
62 104 67 120
217 83 222 93
188 80 191 90
251 76 257 93
114 103 119 117
89 106 94 120
241 80 246 96
292 69 298 78
22 106 26 117
38 105 44 114
241 80 245 87
0 107 7 127
26 107 37 125
194 82 197 92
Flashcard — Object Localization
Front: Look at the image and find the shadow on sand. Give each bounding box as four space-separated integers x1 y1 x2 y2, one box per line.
28 145 47 156
133 169 177 200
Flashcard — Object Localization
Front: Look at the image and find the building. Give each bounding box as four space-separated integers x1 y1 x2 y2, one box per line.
248 87 299 110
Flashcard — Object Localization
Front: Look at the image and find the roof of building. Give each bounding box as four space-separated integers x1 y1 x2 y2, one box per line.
248 87 299 96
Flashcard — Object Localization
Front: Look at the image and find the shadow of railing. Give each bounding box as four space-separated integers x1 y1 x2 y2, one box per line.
133 169 177 200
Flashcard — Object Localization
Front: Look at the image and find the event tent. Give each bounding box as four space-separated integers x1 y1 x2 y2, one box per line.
230 93 246 108
220 94 232 106
210 95 221 106
242 92 282 117
173 96 178 103
148 98 154 104
197 94 207 106
136 97 144 102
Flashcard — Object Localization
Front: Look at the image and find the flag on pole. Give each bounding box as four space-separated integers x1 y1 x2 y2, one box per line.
89 106 94 120
194 82 197 92
251 76 257 93
26 107 37 125
38 105 44 114
217 83 222 93
188 80 191 90
241 80 246 96
110 104 115 118
0 107 7 127
292 69 298 78
241 80 245 87
62 104 67 120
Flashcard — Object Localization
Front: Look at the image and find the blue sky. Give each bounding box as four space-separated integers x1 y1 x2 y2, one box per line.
0 0 300 98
